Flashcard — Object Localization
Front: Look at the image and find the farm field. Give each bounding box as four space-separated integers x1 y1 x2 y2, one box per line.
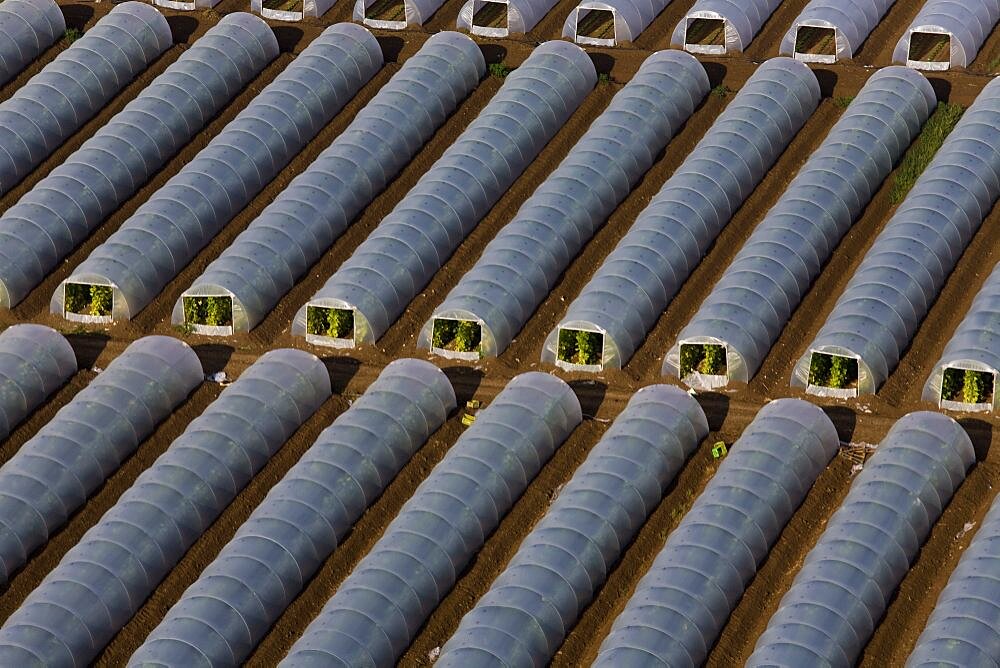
0 0 997 665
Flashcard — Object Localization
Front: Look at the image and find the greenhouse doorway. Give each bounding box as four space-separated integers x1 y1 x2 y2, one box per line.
364 0 407 29
556 326 605 371
679 341 728 388
471 0 509 36
574 8 616 47
182 295 235 336
305 304 357 348
794 25 837 63
806 351 860 398
684 16 726 54
430 317 483 360
907 31 951 70
939 365 995 413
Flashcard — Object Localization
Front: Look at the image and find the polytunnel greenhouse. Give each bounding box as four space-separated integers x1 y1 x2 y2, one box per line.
894 0 1000 70
356 0 444 29
0 2 171 197
175 32 485 335
252 0 334 21
595 399 839 667
907 491 1000 667
0 336 202 585
420 49 709 362
279 372 582 667
793 78 1000 398
665 67 936 389
437 385 708 667
780 0 896 63
0 349 330 667
0 13 278 310
293 40 596 348
544 57 820 371
923 260 1000 413
130 359 456 666
747 411 975 667
671 0 782 54
53 24 383 324
562 0 671 46
457 0 557 38
0 0 64 87
0 325 75 442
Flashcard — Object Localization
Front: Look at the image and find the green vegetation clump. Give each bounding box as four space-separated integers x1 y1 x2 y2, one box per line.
834 96 854 108
890 102 965 205
809 353 858 389
711 84 731 98
597 72 611 85
64 284 112 317
64 28 83 44
942 367 994 404
557 329 602 365
680 343 726 376
432 319 481 353
306 306 353 339
489 62 512 78
183 297 232 327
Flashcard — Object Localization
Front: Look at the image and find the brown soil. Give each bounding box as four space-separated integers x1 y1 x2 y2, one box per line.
0 1 997 665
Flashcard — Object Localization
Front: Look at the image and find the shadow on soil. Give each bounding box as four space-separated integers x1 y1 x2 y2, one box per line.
66 332 109 370
823 405 857 443
958 417 993 461
323 355 362 395
442 365 484 407
570 379 607 418
192 343 234 376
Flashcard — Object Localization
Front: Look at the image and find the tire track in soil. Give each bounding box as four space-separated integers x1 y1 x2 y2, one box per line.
852 0 924 67
96 394 352 666
743 0 811 62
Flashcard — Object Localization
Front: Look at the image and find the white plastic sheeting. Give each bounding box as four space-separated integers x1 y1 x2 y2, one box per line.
779 0 897 63
355 0 442 29
279 372 582 667
0 325 76 442
0 336 202 586
421 50 708 360
562 0 674 46
252 0 335 21
0 349 330 667
52 24 383 323
0 0 65 87
671 0 781 54
923 260 1000 412
176 32 485 335
0 14 278 311
544 58 820 371
154 0 221 9
129 359 455 666
457 0 557 37
0 2 171 197
907 491 1000 666
595 399 838 667
293 41 597 348
437 385 708 667
664 67 936 389
894 0 1000 70
793 79 1000 397
747 411 975 667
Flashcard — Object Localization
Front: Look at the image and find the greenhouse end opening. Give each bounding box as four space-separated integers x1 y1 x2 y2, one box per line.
263 0 303 11
575 9 615 46
364 0 407 27
807 352 859 396
182 296 234 335
679 342 727 381
472 0 508 34
431 318 482 359
63 283 113 323
685 17 725 52
908 31 950 69
557 327 604 369
306 305 356 347
794 25 836 62
940 367 995 409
